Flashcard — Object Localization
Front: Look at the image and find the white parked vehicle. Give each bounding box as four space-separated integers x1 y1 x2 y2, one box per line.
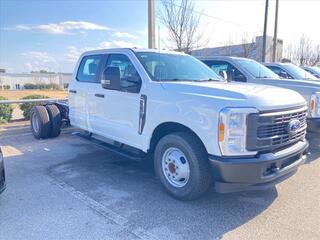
30 49 309 200
198 56 320 133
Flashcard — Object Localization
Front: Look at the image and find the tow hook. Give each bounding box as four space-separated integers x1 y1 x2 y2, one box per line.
270 166 280 174
265 163 280 176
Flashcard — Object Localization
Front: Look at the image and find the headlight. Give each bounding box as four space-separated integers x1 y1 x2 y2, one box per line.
310 92 320 117
218 107 258 156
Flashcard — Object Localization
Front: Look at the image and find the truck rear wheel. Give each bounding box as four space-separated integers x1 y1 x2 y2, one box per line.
45 104 62 138
30 106 51 139
154 132 212 200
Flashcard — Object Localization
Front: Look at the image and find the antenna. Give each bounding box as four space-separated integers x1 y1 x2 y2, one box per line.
158 25 161 81
158 25 165 89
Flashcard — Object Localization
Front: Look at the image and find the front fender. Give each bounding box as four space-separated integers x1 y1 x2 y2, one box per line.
142 96 220 156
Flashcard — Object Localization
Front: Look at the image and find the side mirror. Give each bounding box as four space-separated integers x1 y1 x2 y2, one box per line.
279 71 288 79
219 70 228 81
101 67 121 90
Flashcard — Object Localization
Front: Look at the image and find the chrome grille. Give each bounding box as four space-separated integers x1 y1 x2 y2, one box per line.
247 107 307 151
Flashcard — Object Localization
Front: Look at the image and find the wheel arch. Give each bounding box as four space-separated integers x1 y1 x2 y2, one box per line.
148 122 207 154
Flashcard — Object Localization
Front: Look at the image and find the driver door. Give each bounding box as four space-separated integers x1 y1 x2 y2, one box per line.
91 53 143 149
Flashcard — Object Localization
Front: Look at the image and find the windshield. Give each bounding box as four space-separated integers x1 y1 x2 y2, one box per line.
236 58 279 79
135 52 221 82
284 64 317 80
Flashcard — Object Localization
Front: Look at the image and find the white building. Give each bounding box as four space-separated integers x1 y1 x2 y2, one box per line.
0 72 72 90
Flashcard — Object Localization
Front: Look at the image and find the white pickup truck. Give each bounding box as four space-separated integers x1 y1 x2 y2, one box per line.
30 48 309 200
198 56 320 133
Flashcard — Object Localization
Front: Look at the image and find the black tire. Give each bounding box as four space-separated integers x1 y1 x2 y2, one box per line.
45 104 62 138
154 132 212 200
30 106 51 139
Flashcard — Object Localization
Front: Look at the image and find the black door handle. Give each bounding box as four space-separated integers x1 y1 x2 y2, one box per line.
95 93 104 98
69 90 77 94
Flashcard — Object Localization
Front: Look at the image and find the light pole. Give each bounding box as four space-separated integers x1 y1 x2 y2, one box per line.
148 0 156 49
262 0 269 62
272 0 279 62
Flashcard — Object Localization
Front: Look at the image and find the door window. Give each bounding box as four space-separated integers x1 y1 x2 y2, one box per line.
203 60 246 82
267 66 293 79
76 55 102 83
105 54 141 93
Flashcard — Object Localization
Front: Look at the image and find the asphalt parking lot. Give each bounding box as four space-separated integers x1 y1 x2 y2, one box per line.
0 125 319 240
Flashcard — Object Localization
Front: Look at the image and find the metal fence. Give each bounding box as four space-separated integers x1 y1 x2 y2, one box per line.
0 98 67 105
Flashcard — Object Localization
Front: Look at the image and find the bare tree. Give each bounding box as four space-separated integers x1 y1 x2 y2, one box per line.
240 34 255 58
158 0 205 53
285 34 320 66
220 38 234 56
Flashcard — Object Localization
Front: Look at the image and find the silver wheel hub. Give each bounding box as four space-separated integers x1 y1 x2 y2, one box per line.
162 147 190 188
32 113 40 133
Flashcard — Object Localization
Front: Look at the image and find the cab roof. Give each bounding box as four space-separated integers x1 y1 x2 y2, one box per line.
81 48 186 56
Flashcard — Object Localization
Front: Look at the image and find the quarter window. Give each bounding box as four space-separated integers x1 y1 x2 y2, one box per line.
77 55 102 82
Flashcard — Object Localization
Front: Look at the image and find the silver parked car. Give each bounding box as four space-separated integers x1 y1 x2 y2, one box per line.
264 62 318 80
303 66 320 79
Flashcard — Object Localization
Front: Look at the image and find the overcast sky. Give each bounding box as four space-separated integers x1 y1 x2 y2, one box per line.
0 0 319 73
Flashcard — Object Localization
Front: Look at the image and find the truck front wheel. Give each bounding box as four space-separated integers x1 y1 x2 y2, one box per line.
154 132 212 200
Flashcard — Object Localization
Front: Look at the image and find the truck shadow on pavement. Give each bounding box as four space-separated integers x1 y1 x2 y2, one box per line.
305 133 320 163
48 141 278 240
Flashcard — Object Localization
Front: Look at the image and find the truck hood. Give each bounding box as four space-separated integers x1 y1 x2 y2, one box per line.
250 78 320 101
257 77 320 88
162 81 306 111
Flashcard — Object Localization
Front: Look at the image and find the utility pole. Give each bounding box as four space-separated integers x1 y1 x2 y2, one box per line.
272 0 279 62
262 0 269 62
148 0 156 49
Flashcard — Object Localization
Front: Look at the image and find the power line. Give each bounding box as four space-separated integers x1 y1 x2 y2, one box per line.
158 0 263 34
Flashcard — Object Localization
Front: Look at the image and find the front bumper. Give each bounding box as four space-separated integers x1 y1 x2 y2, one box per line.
209 140 309 193
307 118 320 133
0 149 6 194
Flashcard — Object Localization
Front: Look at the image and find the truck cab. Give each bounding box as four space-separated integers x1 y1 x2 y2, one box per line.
198 56 320 133
31 49 309 200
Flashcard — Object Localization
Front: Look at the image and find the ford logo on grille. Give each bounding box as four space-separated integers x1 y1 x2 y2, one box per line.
287 119 300 134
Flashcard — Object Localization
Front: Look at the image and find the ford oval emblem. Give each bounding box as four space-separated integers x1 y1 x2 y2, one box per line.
287 119 300 134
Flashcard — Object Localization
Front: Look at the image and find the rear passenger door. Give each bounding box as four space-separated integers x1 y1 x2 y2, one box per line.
68 54 103 131
203 60 247 82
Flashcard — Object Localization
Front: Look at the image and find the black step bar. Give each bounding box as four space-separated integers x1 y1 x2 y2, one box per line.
73 132 147 161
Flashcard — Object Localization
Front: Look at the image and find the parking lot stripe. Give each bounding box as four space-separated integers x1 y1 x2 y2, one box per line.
48 176 160 240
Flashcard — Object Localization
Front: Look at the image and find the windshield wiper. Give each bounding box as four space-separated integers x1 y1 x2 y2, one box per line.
200 78 219 82
256 76 270 79
160 79 197 82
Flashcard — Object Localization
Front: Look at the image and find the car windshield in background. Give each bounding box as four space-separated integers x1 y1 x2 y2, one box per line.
237 59 279 79
311 67 320 74
285 64 317 80
308 67 320 76
136 52 221 82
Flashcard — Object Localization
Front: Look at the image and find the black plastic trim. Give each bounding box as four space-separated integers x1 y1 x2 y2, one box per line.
139 94 147 134
208 140 309 193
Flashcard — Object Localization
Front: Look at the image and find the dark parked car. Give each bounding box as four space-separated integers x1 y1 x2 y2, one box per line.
0 147 5 194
